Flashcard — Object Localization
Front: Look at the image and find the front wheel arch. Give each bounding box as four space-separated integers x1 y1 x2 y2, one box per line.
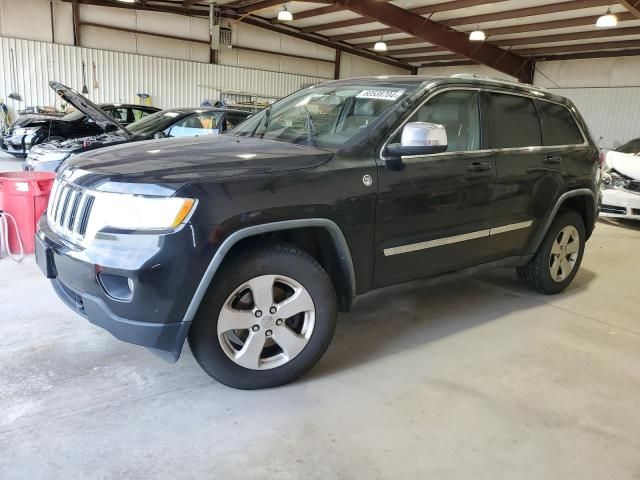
183 219 356 328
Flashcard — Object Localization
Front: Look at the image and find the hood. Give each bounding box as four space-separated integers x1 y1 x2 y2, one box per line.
63 135 333 192
49 81 132 138
30 131 132 157
606 150 640 179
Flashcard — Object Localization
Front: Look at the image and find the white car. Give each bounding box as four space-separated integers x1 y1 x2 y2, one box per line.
601 138 640 220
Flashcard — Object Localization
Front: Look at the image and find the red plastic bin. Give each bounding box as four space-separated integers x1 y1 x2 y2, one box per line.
0 171 56 254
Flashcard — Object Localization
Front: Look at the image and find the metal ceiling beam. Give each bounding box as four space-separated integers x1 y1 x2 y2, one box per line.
386 25 640 56
331 0 619 44
60 0 208 16
443 0 611 27
286 4 341 21
335 0 532 80
332 27 397 41
405 39 640 63
533 47 640 61
302 0 507 33
619 1 640 18
222 11 414 70
236 0 333 12
517 39 640 56
238 0 291 14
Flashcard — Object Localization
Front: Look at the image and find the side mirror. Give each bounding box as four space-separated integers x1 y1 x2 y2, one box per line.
384 122 448 170
154 131 166 139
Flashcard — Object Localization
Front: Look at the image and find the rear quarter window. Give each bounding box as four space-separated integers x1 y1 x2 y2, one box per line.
536 101 584 146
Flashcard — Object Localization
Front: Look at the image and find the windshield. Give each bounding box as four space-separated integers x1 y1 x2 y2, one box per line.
615 138 640 155
128 110 186 136
62 109 86 121
230 83 415 148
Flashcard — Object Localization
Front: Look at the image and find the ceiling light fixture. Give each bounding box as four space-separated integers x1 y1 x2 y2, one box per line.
596 8 618 28
469 29 486 41
278 4 293 22
374 36 387 52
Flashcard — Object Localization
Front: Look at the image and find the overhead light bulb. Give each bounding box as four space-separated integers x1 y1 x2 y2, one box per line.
278 5 293 22
117 0 137 3
469 30 486 41
374 37 387 52
596 10 618 28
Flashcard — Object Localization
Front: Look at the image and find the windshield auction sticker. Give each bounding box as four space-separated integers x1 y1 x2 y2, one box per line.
356 89 405 101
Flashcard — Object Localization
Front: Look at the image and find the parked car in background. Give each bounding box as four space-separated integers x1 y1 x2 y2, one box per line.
601 137 640 220
24 82 251 172
1 100 159 157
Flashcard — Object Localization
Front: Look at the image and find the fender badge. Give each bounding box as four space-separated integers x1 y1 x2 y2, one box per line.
362 174 373 187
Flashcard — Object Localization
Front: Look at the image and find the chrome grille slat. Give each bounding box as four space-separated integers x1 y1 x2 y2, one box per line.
47 178 95 247
56 188 71 224
66 190 81 229
78 195 94 236
71 194 89 233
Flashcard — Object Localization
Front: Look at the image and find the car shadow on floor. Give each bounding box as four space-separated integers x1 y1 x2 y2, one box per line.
306 267 596 382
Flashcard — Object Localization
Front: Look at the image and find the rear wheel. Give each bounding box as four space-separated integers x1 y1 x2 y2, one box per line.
517 210 585 295
189 243 337 389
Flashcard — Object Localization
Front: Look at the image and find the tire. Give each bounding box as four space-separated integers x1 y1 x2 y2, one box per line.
517 209 586 295
189 243 337 389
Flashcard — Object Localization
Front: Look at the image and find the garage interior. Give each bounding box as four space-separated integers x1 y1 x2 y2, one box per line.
1 0 640 478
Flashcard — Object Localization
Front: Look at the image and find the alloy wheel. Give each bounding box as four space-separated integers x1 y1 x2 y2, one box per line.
217 275 315 370
549 225 580 282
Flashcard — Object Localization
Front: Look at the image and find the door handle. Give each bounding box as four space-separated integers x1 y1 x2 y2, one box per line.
467 161 492 172
544 156 562 164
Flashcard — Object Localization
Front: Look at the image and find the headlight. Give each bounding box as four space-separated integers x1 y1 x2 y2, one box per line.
602 170 631 190
14 127 39 136
30 150 71 162
89 195 197 231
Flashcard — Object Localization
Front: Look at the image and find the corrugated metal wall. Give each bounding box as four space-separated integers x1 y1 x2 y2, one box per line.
544 87 640 150
0 36 329 120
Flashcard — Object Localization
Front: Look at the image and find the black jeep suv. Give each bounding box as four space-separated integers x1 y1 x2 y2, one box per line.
35 75 601 389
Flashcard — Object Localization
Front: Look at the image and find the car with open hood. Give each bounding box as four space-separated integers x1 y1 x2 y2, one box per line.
24 82 251 172
601 137 640 220
36 75 601 389
0 90 159 158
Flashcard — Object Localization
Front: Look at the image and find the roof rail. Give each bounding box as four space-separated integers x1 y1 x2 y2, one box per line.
448 73 545 91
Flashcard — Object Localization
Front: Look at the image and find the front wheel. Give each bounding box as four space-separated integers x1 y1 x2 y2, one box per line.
189 243 337 389
517 210 586 295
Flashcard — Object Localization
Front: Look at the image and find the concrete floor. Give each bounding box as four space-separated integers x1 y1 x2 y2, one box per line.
1 148 639 478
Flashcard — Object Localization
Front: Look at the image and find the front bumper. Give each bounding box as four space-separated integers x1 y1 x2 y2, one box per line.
23 156 63 172
2 134 32 157
601 188 640 220
36 215 214 361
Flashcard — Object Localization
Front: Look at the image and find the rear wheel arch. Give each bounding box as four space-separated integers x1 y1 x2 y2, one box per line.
532 188 596 252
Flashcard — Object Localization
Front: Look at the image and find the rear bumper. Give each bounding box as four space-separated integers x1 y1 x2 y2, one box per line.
601 188 640 220
37 215 214 361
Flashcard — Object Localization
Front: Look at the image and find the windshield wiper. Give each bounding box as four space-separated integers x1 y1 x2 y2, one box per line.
302 105 316 147
249 105 271 138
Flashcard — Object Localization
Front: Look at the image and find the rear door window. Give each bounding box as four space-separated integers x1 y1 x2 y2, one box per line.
536 101 584 146
132 108 153 122
107 107 130 124
487 92 541 149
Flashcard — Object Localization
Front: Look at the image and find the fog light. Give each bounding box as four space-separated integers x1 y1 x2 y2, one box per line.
98 273 134 301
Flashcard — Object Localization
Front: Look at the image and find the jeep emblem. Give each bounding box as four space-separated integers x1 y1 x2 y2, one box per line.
362 174 373 187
